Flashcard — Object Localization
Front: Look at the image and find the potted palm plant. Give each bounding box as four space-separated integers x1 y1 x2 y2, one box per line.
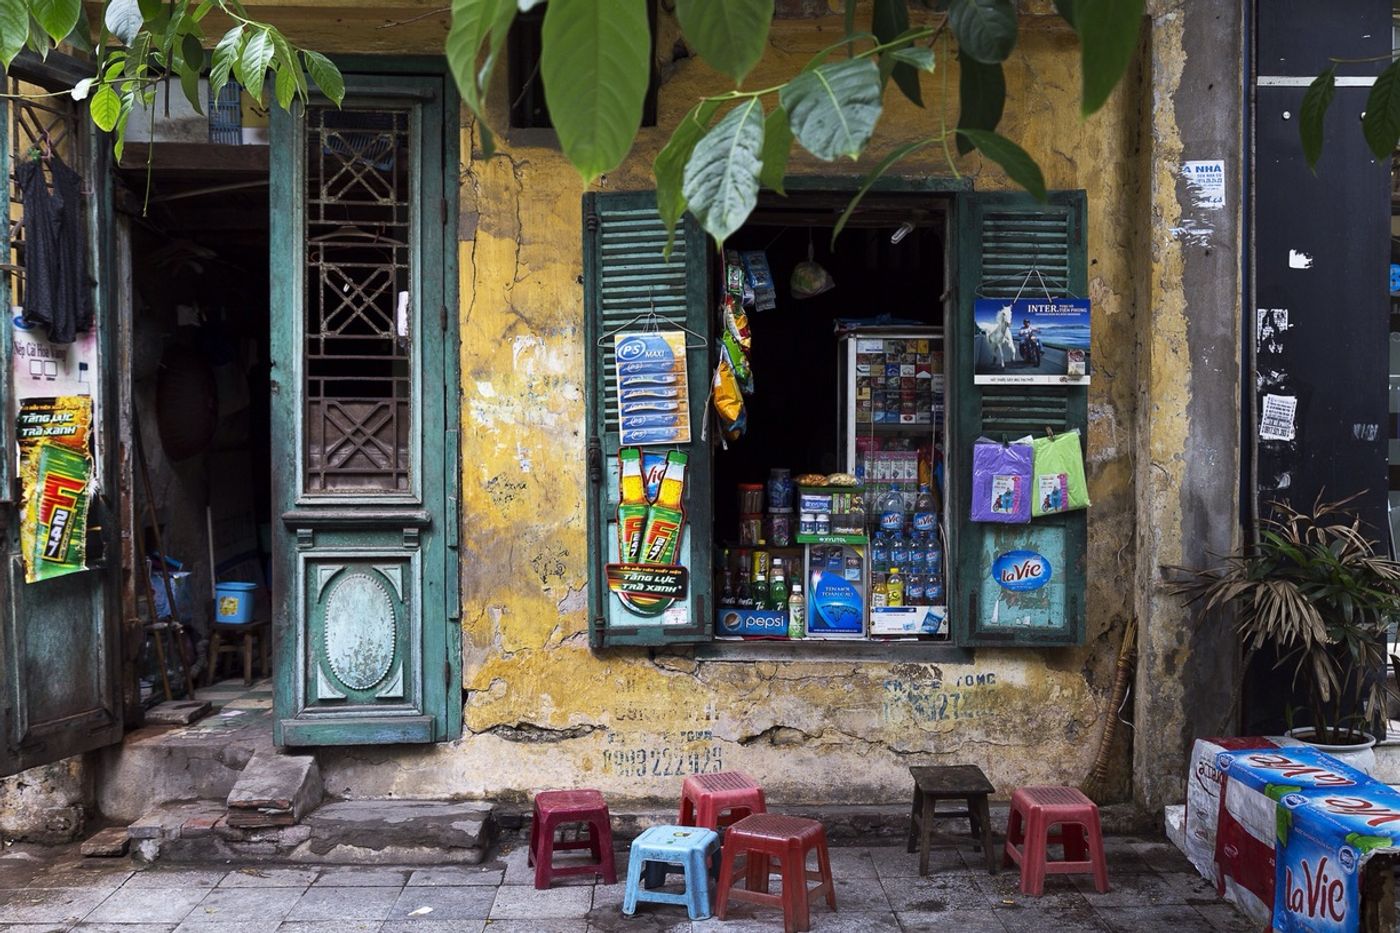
1170 495 1400 772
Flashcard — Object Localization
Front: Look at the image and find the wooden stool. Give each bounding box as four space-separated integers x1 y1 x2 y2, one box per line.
207 620 270 686
679 771 766 830
1003 785 1109 896
906 764 998 875
716 813 836 933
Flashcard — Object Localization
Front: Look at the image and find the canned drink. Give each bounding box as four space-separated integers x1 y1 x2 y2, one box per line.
751 549 771 580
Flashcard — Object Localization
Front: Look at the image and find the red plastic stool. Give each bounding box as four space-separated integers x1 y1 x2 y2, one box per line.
716 813 836 933
1002 785 1109 896
678 771 766 830
528 789 617 889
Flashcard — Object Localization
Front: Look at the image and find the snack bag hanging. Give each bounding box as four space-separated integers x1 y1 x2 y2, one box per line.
1030 430 1090 516
970 437 1032 524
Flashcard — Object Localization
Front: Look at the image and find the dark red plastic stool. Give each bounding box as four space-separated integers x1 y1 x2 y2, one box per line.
1002 785 1109 896
678 770 766 830
716 813 836 933
528 789 617 889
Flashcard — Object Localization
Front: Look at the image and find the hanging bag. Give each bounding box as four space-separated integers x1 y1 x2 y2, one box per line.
970 437 1033 524
1029 430 1091 516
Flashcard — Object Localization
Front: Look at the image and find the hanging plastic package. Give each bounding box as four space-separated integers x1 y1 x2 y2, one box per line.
712 355 747 440
791 236 835 299
970 437 1033 524
739 250 777 311
1028 430 1091 516
723 294 751 352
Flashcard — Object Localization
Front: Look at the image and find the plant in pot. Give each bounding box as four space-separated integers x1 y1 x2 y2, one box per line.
1169 495 1400 772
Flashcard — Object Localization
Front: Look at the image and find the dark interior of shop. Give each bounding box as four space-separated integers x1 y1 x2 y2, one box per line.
712 193 946 543
122 159 271 680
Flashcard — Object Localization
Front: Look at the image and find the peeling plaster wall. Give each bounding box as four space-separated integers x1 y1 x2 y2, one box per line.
0 757 90 843
309 5 1199 808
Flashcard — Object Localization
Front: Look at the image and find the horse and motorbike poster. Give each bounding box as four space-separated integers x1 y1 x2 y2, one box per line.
973 298 1091 385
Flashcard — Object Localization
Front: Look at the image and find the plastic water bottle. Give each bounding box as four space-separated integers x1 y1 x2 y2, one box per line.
912 483 937 534
871 528 890 569
907 573 926 606
878 484 904 534
890 531 909 574
909 533 926 573
927 534 943 577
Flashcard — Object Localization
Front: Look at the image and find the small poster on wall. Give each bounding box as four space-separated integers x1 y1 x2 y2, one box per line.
11 313 101 488
973 298 1091 385
16 395 94 582
613 331 691 446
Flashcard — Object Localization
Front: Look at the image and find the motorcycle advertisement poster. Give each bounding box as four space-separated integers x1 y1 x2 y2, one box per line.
973 298 1091 385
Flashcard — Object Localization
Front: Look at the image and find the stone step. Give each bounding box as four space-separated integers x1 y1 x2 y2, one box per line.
137 799 497 866
225 753 323 828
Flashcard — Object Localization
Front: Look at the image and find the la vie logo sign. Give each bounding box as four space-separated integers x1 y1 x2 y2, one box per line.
1285 856 1347 923
991 550 1052 592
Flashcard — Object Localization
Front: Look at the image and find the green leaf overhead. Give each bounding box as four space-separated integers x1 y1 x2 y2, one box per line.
32 0 81 45
1075 0 1144 115
833 135 938 243
0 0 27 65
541 0 652 182
759 105 794 194
779 57 883 160
682 98 765 243
948 0 1016 64
1300 65 1335 171
892 46 935 72
238 28 274 103
209 24 243 95
90 84 121 131
957 128 1045 200
103 0 144 46
653 98 721 254
956 54 1004 155
675 0 773 85
446 0 515 117
872 0 923 107
303 50 345 105
1363 59 1400 160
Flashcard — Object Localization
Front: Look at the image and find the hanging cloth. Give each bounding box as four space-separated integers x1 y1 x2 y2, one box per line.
17 154 91 344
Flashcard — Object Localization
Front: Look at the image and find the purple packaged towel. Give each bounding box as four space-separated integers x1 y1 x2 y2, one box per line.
970 438 1033 524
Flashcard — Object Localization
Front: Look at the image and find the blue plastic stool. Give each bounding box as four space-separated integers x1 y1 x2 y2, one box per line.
622 824 721 920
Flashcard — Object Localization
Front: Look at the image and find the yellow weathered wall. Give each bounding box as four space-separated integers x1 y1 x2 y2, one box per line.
307 7 1153 806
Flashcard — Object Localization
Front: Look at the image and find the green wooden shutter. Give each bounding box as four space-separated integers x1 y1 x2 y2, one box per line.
950 191 1088 647
583 192 713 647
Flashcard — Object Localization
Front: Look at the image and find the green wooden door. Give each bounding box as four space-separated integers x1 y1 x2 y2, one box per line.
0 55 125 778
950 191 1088 648
270 73 461 746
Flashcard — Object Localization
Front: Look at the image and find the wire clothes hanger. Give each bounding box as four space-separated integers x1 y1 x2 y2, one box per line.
974 264 1083 300
596 289 707 349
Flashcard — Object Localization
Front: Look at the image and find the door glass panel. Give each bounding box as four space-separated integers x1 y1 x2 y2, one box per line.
304 106 413 495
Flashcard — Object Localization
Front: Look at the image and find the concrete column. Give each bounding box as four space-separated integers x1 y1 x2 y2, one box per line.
1132 0 1246 813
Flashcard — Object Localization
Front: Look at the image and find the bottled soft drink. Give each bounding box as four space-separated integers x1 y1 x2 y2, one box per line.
887 566 904 607
787 582 805 638
720 549 736 608
870 572 888 608
871 529 889 568
878 484 904 534
769 558 789 612
912 483 937 534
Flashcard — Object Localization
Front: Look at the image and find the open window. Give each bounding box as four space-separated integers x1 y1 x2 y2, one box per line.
584 188 1088 651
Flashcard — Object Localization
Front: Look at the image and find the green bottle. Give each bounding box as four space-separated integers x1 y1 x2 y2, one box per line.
769 558 789 612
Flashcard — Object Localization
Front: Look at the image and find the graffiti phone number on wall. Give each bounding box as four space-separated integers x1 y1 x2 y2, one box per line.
602 746 724 778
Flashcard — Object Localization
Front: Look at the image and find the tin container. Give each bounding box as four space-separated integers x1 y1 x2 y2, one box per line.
738 483 764 514
739 514 763 545
765 512 793 547
767 468 793 511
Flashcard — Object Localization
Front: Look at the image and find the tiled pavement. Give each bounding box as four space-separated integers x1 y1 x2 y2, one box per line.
0 834 1253 932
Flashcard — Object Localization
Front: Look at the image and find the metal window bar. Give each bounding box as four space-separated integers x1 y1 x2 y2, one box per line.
304 106 413 494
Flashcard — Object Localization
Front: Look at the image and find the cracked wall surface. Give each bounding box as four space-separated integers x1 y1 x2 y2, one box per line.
313 6 1208 809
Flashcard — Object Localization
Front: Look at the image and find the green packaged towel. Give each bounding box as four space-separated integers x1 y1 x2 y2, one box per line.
1029 430 1090 517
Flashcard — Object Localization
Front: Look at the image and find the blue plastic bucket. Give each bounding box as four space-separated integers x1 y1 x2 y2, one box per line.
215 582 258 624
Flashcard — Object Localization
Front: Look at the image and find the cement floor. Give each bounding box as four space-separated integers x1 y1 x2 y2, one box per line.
0 832 1252 932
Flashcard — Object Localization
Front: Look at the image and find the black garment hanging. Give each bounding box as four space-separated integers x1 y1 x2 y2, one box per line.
17 154 91 344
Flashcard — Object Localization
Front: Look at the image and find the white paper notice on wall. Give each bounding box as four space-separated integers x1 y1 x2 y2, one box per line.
1259 394 1297 442
1182 160 1225 210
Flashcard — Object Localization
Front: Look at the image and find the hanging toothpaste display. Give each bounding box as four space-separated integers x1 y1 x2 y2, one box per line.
613 331 691 447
